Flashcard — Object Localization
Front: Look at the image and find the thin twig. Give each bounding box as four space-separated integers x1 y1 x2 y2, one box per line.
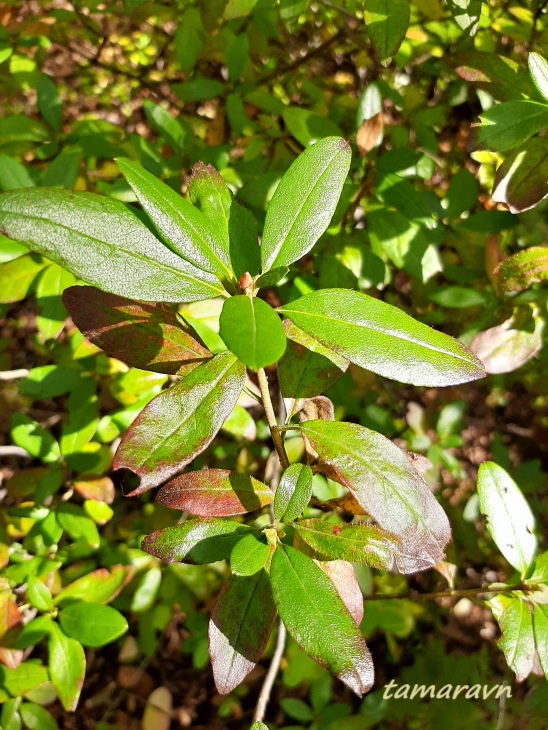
253 622 287 724
0 369 30 380
316 0 358 20
0 446 31 458
361 582 532 602
257 369 290 470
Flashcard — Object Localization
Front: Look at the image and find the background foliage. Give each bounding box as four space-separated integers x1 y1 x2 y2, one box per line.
0 0 547 728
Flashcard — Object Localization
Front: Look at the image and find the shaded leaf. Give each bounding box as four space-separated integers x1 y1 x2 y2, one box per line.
278 320 348 399
533 605 548 680
299 420 451 571
141 519 253 564
209 570 276 694
0 154 35 191
445 0 481 35
363 0 410 66
219 295 286 371
273 464 313 522
37 75 62 133
473 101 548 152
0 188 224 303
63 286 211 375
282 107 343 147
156 469 273 516
0 254 46 304
270 545 374 696
260 137 351 272
279 0 310 31
477 462 536 574
19 703 58 730
48 623 85 711
494 246 548 293
451 51 540 102
114 352 246 494
117 158 232 281
279 288 485 387
492 138 548 214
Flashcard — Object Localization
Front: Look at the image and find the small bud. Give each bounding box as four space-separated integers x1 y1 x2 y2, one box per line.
237 271 254 295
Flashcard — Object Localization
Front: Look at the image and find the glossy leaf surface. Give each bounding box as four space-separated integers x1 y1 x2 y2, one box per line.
278 320 348 398
477 462 537 574
494 247 548 292
363 0 410 65
117 158 232 281
209 571 276 694
528 52 548 101
270 545 374 696
279 288 485 386
141 519 253 564
0 188 224 302
219 295 286 371
113 352 246 494
260 137 351 272
188 162 260 278
299 420 451 570
474 101 548 152
230 533 271 575
156 469 273 516
491 595 535 682
317 560 363 626
295 519 401 570
273 464 313 522
63 286 211 375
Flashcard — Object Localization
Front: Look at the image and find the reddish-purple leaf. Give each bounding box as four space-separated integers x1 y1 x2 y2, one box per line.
63 285 211 375
141 519 253 564
271 545 374 696
209 571 277 694
156 469 273 516
316 560 364 626
113 352 246 495
494 247 548 294
299 420 451 571
470 317 543 374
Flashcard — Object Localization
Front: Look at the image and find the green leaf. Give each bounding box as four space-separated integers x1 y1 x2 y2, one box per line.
260 137 351 272
209 571 276 694
37 75 62 133
0 188 224 303
63 286 211 375
298 420 451 570
58 602 128 648
490 595 535 681
187 162 260 278
172 79 225 103
219 295 286 370
141 519 254 564
474 100 548 152
494 246 548 293
10 414 60 463
528 52 548 102
223 0 259 19
19 365 81 399
0 116 50 154
0 699 21 730
230 533 271 576
156 469 273 516
492 138 548 214
48 623 86 711
445 0 481 36
0 662 50 697
279 289 485 387
19 703 58 730
451 51 541 102
116 158 233 281
273 464 313 522
0 254 46 304
60 379 99 458
42 148 83 189
114 352 246 494
279 0 310 31
270 545 374 696
282 107 343 147
0 237 28 263
533 604 548 680
477 462 536 574
35 265 76 341
0 154 35 191
174 7 205 74
278 320 348 398
295 519 401 569
54 567 129 606
142 100 189 151
26 577 53 612
363 0 410 65
56 503 100 548
250 723 269 730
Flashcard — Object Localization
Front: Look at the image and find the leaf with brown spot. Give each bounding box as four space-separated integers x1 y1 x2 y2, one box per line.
209 570 277 694
113 352 246 495
156 469 273 516
63 285 211 375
